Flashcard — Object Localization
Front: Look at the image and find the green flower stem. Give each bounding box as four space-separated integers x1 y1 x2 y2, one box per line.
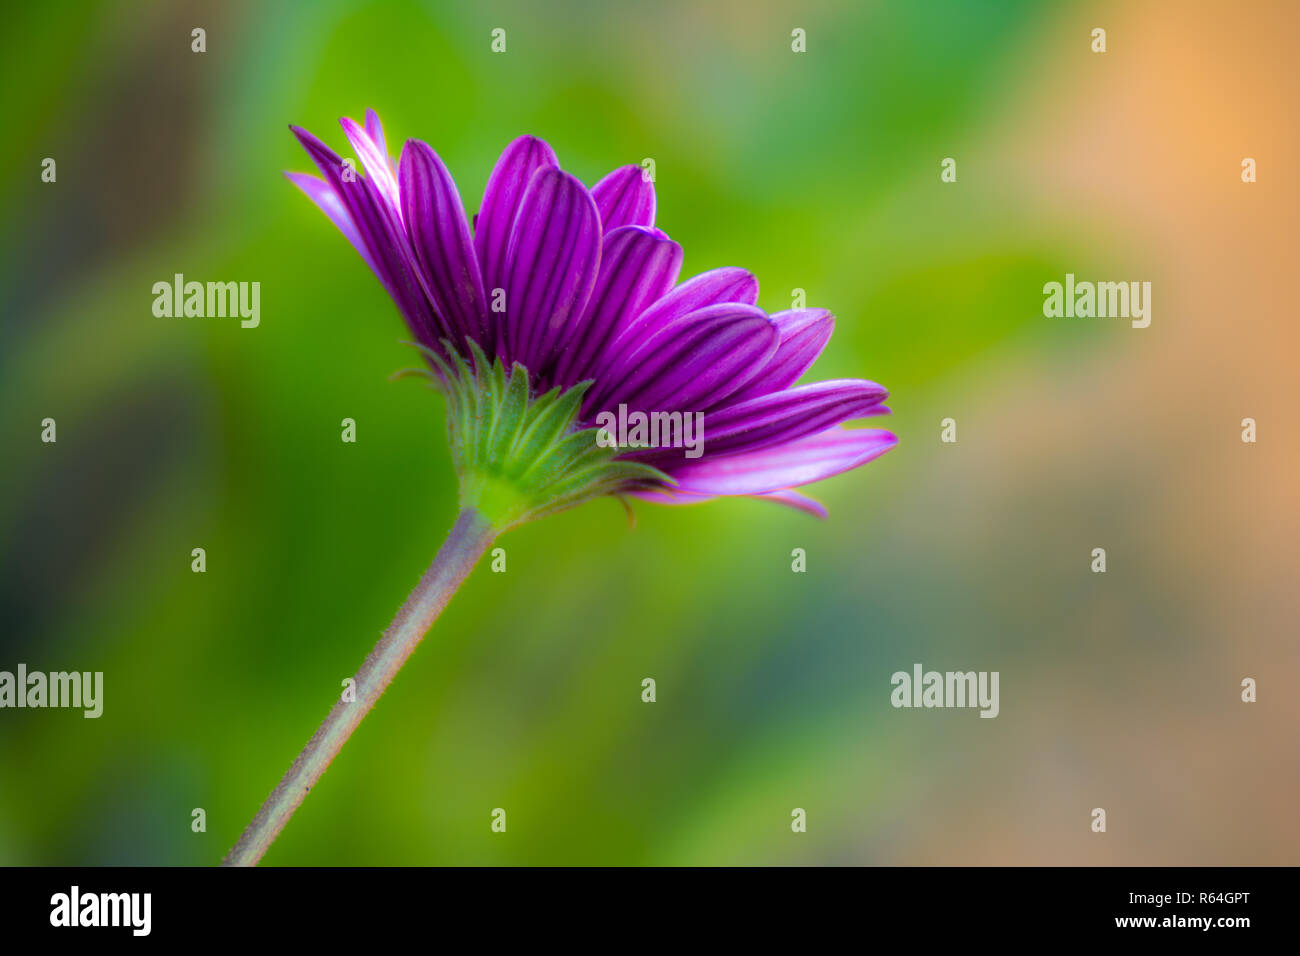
222 507 497 866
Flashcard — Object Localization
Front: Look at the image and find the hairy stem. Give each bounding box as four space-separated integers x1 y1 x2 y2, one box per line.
222 508 497 866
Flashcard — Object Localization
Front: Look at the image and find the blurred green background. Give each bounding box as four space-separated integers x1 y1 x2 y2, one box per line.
2 0 1297 865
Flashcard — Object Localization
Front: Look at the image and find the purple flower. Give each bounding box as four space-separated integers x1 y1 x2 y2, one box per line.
287 110 895 518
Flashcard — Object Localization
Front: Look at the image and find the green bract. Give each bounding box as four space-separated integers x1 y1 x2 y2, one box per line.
402 339 672 531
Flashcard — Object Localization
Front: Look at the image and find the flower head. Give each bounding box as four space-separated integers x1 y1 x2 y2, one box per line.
288 110 895 528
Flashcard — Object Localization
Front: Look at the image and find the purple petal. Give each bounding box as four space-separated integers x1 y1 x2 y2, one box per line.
550 225 682 388
602 266 759 370
290 124 446 345
503 167 602 372
663 427 898 496
399 140 489 346
475 135 559 305
340 116 401 217
591 164 656 230
727 308 835 403
664 379 890 459
284 171 379 276
364 109 388 160
589 304 778 416
757 489 828 518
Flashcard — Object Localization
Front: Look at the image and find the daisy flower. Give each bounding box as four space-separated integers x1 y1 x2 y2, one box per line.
224 110 895 865
285 109 894 525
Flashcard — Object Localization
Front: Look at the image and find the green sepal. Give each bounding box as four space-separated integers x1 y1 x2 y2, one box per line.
402 340 673 531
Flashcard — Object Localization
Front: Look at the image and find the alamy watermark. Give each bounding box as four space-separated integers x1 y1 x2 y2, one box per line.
891 663 999 718
152 273 260 328
1043 273 1151 328
0 664 103 718
594 404 704 458
50 886 150 936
